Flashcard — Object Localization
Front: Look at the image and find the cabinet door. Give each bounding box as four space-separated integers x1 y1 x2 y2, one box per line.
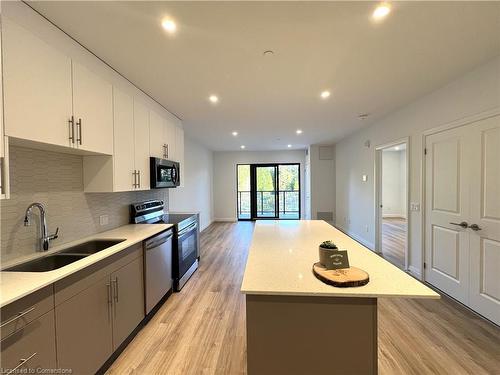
72 62 113 155
149 110 165 159
111 256 145 350
175 126 185 187
134 100 150 190
113 88 135 192
2 17 73 147
164 119 176 161
0 311 57 374
55 276 113 375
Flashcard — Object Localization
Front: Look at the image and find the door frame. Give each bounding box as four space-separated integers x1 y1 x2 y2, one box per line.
250 164 279 219
374 137 410 271
236 162 301 221
421 107 500 282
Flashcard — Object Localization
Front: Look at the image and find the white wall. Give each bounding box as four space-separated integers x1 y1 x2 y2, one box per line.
169 136 214 231
335 56 500 277
382 149 406 218
309 145 335 222
213 150 306 220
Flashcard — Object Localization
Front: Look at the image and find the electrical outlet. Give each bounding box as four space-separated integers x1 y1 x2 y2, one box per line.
362 174 368 182
99 215 109 226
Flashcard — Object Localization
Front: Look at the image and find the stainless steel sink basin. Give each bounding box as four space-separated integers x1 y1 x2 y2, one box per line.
58 239 125 256
4 254 87 272
3 239 125 272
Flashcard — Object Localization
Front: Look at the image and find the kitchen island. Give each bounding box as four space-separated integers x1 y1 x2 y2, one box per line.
241 220 439 375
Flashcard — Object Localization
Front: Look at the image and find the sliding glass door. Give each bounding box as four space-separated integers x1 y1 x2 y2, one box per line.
253 165 278 219
237 163 300 220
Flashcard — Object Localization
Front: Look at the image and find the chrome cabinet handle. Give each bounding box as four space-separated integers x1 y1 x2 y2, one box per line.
68 116 75 143
166 144 169 159
76 118 82 145
0 307 35 328
132 170 137 188
112 277 119 303
6 352 37 375
450 221 468 228
468 224 482 231
137 170 141 188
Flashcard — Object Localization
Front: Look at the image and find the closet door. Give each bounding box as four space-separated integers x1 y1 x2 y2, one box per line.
425 125 471 305
468 115 500 325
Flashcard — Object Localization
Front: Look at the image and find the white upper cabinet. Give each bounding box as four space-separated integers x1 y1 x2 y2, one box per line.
112 88 135 192
2 17 73 148
149 110 165 160
72 62 113 155
175 126 185 187
133 100 150 190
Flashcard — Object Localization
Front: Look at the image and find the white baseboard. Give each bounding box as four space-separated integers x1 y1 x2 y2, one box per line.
334 225 375 251
408 265 422 280
382 214 407 219
214 217 237 222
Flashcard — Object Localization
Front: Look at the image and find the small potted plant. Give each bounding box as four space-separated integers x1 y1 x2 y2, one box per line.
319 240 339 267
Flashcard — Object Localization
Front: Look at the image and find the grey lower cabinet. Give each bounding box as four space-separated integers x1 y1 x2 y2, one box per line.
111 255 144 349
54 244 145 375
0 311 57 373
55 275 114 375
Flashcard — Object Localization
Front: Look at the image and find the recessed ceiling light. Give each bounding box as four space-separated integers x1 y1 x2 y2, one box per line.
320 90 331 99
161 19 177 33
263 50 274 57
372 3 391 20
209 95 219 104
240 145 246 149
287 144 292 148
296 129 303 134
232 131 238 136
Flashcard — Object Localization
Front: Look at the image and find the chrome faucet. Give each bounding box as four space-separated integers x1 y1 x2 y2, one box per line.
24 203 59 251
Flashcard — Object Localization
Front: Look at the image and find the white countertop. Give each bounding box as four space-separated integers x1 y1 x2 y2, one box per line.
241 220 439 299
0 224 172 307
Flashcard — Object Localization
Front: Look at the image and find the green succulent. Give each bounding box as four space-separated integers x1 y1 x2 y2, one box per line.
320 240 338 249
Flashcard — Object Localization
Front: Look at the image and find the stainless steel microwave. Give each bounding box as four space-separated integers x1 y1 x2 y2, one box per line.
150 157 180 188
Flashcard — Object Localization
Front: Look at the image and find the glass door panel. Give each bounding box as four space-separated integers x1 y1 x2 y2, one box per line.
278 164 300 219
254 165 278 219
237 165 251 220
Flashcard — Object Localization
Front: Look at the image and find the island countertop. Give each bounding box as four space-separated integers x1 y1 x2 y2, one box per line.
241 220 439 299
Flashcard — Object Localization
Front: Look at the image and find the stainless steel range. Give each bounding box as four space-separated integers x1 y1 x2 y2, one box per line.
131 200 199 292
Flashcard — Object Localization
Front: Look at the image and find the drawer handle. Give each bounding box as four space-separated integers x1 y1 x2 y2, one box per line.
6 352 37 375
0 307 35 329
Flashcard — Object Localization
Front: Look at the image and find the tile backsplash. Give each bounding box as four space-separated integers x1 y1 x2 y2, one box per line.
0 146 168 264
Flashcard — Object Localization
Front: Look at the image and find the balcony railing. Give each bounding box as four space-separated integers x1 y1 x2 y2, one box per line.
237 190 299 219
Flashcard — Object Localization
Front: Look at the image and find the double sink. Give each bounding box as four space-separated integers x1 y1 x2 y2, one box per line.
4 239 125 272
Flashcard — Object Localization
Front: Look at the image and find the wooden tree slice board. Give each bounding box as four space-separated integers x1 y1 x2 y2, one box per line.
312 262 369 288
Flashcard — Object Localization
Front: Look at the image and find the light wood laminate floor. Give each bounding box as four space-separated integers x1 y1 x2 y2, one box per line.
382 217 406 269
108 222 500 375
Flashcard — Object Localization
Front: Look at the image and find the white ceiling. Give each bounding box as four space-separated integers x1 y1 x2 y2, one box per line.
29 1 500 151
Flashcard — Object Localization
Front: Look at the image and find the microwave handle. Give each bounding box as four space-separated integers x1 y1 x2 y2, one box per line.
174 165 179 184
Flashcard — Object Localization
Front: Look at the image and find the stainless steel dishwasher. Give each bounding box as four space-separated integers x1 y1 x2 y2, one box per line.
144 229 173 314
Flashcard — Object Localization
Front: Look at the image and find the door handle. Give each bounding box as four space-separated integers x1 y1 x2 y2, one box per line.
76 118 82 145
113 277 119 303
68 116 75 143
450 221 468 228
468 224 482 231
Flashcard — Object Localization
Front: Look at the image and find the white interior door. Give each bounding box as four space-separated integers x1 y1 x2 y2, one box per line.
426 114 500 325
425 125 471 305
468 115 500 325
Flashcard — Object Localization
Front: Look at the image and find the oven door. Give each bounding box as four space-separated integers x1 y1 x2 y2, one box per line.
176 221 198 278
